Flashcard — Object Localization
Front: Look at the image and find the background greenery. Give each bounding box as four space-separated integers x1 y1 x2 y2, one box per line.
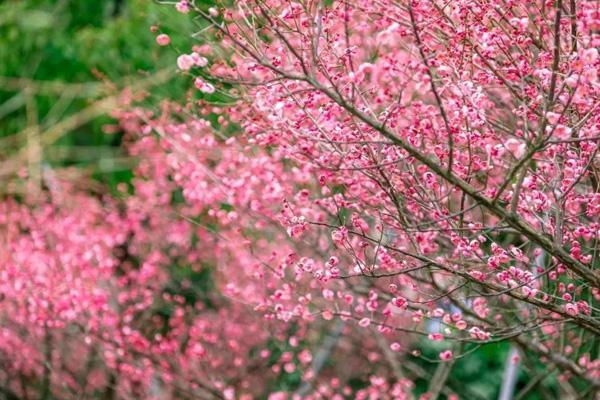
0 0 197 192
0 1 560 398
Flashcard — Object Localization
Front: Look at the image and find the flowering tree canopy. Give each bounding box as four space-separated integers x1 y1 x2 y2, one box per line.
1 0 599 399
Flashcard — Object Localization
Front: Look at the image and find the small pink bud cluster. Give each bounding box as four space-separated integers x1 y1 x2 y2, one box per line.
177 52 208 71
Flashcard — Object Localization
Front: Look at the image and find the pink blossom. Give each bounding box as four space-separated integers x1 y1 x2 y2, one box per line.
582 48 598 65
175 1 190 13
156 33 170 46
439 350 453 361
455 320 467 330
358 317 371 328
194 77 215 93
190 52 208 67
504 138 526 158
177 54 195 71
429 333 444 342
565 303 579 316
390 342 401 352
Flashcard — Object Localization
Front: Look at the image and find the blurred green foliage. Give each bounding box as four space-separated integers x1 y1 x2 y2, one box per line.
0 0 199 190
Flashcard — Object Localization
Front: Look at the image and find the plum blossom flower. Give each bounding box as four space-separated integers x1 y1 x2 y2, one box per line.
545 112 561 125
439 350 453 361
565 302 579 316
428 333 444 342
175 1 190 13
358 317 371 327
504 138 526 158
392 296 408 309
156 34 171 46
553 124 572 140
177 54 195 71
194 78 215 94
191 52 208 67
331 227 348 246
582 48 598 65
455 320 467 330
